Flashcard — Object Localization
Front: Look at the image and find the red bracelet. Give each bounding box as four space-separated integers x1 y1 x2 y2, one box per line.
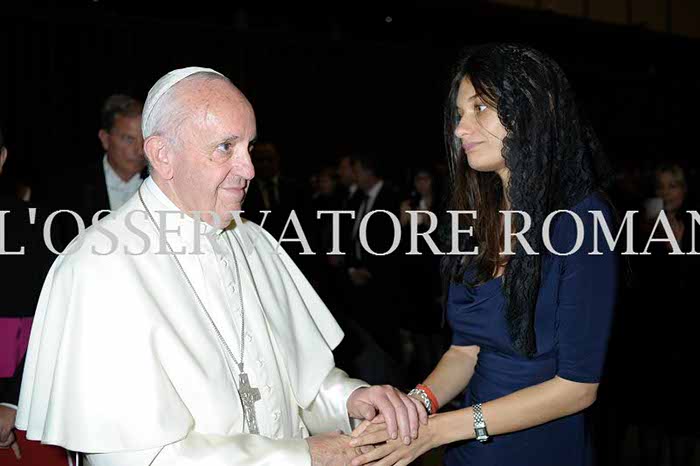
417 384 439 414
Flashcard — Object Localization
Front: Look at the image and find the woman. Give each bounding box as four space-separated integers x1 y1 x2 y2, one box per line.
349 43 617 466
632 163 698 466
649 163 692 252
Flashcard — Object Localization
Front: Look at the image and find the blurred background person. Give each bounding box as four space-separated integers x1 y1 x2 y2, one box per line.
344 152 404 386
327 154 364 271
95 94 147 212
243 142 315 275
337 154 361 210
311 164 343 304
306 161 373 381
78 94 146 214
243 142 310 239
630 162 699 466
397 168 447 384
0 126 67 465
41 94 146 250
348 152 401 337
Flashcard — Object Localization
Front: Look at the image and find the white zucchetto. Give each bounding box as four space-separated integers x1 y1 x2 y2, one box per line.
141 66 224 138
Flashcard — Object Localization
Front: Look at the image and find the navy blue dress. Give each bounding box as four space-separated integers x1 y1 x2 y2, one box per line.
445 194 618 466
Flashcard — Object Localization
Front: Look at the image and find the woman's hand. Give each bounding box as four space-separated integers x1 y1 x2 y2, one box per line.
349 415 440 466
350 416 390 445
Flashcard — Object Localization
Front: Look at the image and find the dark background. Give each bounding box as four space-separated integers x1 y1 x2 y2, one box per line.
2 4 699 464
1 1 698 191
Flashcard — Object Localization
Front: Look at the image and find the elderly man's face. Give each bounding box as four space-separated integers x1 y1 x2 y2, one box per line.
169 80 256 227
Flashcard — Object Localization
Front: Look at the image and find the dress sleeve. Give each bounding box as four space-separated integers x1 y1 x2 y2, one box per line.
554 200 618 383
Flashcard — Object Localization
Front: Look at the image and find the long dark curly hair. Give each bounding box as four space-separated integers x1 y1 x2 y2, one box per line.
442 43 613 358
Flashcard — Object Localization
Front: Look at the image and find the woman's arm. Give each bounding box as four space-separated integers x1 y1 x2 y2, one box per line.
348 344 478 449
432 375 597 444
351 375 597 466
417 344 480 409
349 344 478 442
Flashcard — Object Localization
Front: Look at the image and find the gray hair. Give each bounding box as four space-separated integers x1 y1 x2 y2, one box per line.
101 94 143 131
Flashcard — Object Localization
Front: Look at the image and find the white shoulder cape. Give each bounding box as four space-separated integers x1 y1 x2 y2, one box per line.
16 189 344 452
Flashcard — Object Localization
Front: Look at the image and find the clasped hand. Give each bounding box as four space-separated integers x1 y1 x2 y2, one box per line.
347 415 438 466
310 385 430 466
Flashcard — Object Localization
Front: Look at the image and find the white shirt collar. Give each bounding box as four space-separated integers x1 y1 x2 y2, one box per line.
103 154 142 189
103 155 144 210
366 180 383 200
364 180 384 212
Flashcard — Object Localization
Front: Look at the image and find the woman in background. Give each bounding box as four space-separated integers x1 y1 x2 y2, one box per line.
633 162 698 466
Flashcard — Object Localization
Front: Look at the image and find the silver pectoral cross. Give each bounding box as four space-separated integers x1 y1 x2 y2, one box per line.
238 370 261 434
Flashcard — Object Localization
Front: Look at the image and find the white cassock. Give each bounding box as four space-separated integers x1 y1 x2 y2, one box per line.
16 177 367 465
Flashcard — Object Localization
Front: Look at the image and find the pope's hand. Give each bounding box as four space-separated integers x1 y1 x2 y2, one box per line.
306 431 373 466
346 386 428 446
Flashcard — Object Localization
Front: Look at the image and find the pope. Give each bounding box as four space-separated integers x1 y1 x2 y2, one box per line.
15 67 426 466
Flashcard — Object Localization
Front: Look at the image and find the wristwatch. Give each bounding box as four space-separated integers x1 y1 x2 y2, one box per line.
472 403 489 443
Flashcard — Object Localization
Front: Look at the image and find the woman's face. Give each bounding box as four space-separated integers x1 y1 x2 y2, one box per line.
453 79 508 182
655 171 686 214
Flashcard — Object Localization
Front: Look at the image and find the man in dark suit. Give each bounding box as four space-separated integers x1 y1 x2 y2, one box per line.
337 155 361 210
331 155 363 257
242 142 318 279
347 153 401 296
51 95 146 248
243 142 309 239
343 152 404 384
